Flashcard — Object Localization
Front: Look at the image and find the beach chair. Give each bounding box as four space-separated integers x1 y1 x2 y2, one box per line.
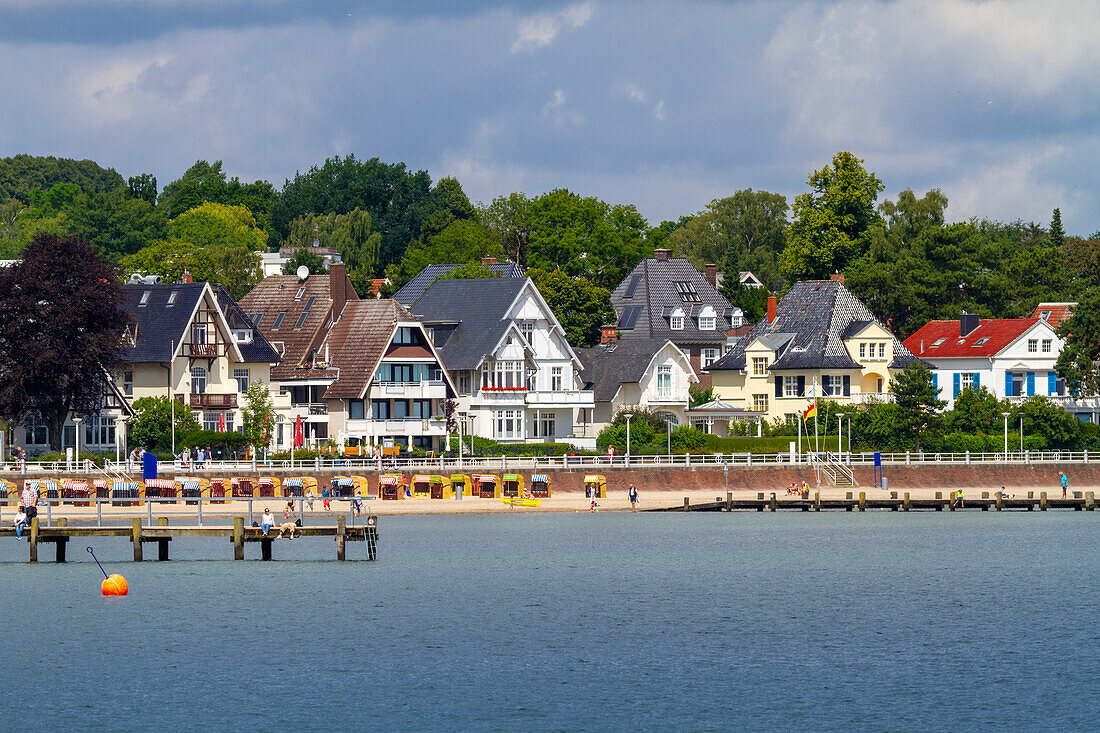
450 474 471 500
530 474 551 498
473 475 499 499
258 477 275 498
232 478 254 498
42 479 60 505
378 474 405 500
209 478 227 503
412 475 432 498
112 480 140 506
331 476 354 498
502 474 523 498
428 476 450 500
93 479 110 500
583 475 607 499
61 479 91 506
282 478 304 497
181 478 201 504
144 478 178 503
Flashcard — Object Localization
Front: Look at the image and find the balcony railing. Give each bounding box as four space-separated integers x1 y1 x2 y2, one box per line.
292 402 328 415
525 389 595 406
187 343 219 358
177 393 237 409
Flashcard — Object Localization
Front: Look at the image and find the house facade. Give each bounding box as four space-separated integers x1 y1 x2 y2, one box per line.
410 276 596 448
705 277 921 423
576 338 698 428
609 249 744 387
903 315 1065 408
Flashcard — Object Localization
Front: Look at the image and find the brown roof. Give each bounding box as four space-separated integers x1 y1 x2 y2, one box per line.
238 267 358 380
1031 302 1075 329
322 299 419 399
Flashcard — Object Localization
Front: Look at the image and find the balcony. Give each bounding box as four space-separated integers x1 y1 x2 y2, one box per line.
291 402 328 416
525 389 595 407
177 393 237 409
475 387 528 402
849 392 894 405
187 343 220 358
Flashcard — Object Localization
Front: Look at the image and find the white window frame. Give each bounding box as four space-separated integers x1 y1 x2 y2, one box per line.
551 366 563 391
656 365 673 398
960 372 974 390
234 368 249 393
670 315 684 331
752 357 768 376
123 369 133 396
1041 339 1052 353
783 376 800 397
878 343 886 359
701 348 720 369
494 409 523 439
753 394 768 412
532 410 556 438
824 375 844 396
191 366 207 394
520 322 535 346
859 343 866 359
1027 339 1038 353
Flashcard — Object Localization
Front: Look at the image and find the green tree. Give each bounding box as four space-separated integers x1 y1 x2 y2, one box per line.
781 151 884 280
890 362 945 451
0 154 125 204
669 189 788 289
281 247 327 275
127 174 158 205
721 282 771 322
120 239 211 283
387 219 502 289
527 267 616 348
689 384 714 407
1013 396 1078 447
128 396 201 451
63 188 167 259
285 207 382 294
1056 287 1100 396
945 386 1004 434
167 202 264 298
1049 207 1065 248
242 380 276 453
159 160 277 230
436 261 501 281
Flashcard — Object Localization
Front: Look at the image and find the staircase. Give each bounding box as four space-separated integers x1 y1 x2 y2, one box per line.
821 453 857 488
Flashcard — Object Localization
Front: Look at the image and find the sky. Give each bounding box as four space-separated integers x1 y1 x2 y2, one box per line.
1 0 1097 235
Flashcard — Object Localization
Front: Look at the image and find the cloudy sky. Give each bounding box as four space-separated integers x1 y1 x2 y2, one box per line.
1 0 1097 234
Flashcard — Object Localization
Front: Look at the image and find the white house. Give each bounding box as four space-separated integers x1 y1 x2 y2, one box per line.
411 276 597 448
904 314 1065 407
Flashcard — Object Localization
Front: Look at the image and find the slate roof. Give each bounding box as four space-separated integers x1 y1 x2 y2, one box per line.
707 280 921 372
410 277 529 371
239 273 353 380
1031 302 1075 329
322 299 420 399
903 318 1041 359
212 285 280 365
576 339 671 403
120 283 206 363
394 262 525 306
610 256 740 344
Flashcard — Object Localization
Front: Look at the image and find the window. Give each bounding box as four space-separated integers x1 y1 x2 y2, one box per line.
194 323 207 345
624 273 642 298
294 286 305 300
878 343 886 358
84 416 115 445
191 367 207 394
931 338 947 347
551 366 563 391
960 372 974 390
349 399 365 420
702 348 720 368
458 373 470 395
753 394 768 412
482 361 525 389
824 375 844 396
272 311 287 330
24 413 48 445
1027 339 1038 353
783 376 800 397
139 290 150 306
246 312 263 327
233 329 253 344
202 413 219 431
731 314 743 328
656 365 672 398
752 357 768 376
393 400 410 419
533 411 556 438
697 306 716 331
1040 310 1052 321
520 322 534 346
669 307 685 331
1010 372 1024 397
167 290 178 307
225 413 235 433
495 410 522 439
234 368 249 392
859 343 866 359
1042 339 1052 353
293 295 317 330
372 400 390 420
675 281 700 302
123 369 133 396
376 363 416 383
393 326 419 345
412 399 432 419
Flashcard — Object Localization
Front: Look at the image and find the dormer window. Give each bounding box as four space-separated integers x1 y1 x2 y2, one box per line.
670 307 685 331
294 287 305 301
1041 310 1052 321
139 290 150 307
698 305 716 330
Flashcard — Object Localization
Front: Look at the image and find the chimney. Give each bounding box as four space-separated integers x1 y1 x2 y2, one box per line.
830 273 845 285
481 257 497 265
654 248 670 261
330 262 349 316
181 270 193 284
600 325 618 344
767 295 777 324
705 263 717 287
960 313 980 337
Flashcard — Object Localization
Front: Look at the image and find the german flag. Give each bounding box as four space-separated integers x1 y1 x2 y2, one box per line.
803 402 817 420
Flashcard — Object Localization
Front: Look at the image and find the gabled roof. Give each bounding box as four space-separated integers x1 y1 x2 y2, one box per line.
212 285 280 365
1031 302 1075 329
610 256 739 344
903 318 1046 358
120 283 207 362
410 277 531 371
708 280 921 372
394 262 525 306
322 300 442 399
576 339 691 403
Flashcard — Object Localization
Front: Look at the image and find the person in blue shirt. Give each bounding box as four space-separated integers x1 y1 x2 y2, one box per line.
1060 471 1069 498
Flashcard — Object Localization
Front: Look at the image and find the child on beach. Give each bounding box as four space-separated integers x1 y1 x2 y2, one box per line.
321 487 331 511
305 490 315 511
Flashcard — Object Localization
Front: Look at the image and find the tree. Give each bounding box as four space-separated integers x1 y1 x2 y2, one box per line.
159 160 276 229
527 267 616 348
0 154 124 204
284 208 382 293
63 188 167 259
1049 208 1065 248
120 239 211 283
1056 286 1100 396
242 380 276 453
669 189 788 289
387 219 503 288
127 174 158 205
945 386 1004 434
0 234 128 450
689 384 714 407
1012 396 1078 448
437 262 501 281
721 282 771 322
781 152 884 280
890 362 945 452
167 202 264 298
128 396 201 451
281 248 327 275
482 192 532 265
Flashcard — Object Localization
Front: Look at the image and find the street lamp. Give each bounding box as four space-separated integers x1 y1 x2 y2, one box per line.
72 415 83 470
837 413 847 457
626 416 632 465
1002 412 1010 458
1019 414 1024 455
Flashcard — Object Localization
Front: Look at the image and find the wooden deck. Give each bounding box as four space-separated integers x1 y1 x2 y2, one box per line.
649 490 1098 513
0 515 378 563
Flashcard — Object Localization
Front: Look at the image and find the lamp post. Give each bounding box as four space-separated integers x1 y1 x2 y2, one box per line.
837 413 846 457
1019 414 1024 455
72 415 83 471
667 419 671 457
1002 412 1010 458
626 417 632 465
846 413 852 462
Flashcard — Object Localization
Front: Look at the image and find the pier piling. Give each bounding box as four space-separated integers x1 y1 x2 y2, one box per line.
233 517 244 560
132 518 143 562
157 517 170 561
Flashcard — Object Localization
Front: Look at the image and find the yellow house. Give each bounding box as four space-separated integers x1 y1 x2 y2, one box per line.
704 278 920 424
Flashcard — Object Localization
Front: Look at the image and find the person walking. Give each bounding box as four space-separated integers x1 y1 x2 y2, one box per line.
321 486 331 512
1060 471 1068 498
628 484 639 512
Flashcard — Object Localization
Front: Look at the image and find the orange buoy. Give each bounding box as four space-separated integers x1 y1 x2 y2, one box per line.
101 574 128 596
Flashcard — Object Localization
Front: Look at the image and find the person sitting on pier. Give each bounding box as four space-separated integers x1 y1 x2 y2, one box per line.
276 521 297 540
12 507 28 538
261 509 276 536
786 483 798 496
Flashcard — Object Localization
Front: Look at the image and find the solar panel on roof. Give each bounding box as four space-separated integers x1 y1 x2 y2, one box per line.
618 306 641 330
624 274 641 298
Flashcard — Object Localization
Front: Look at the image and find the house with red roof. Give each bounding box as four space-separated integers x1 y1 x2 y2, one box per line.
1031 302 1075 330
903 314 1064 406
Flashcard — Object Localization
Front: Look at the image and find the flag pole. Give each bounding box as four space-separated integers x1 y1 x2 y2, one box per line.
813 377 819 455
797 412 802 462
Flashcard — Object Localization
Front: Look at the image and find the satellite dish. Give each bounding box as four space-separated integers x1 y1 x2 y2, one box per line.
296 265 310 280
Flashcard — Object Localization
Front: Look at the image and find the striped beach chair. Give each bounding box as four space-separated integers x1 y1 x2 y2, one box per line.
530 474 551 498
112 480 139 506
231 478 254 498
93 479 110 500
331 476 354 498
61 479 91 506
145 478 178 503
41 479 60 504
258 477 275 498
283 478 304 497
181 478 201 504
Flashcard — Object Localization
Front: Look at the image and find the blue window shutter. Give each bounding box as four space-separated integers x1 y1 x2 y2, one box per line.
1048 371 1056 395
1026 371 1035 396
953 372 960 399
1005 371 1013 397
932 373 938 393
972 372 980 389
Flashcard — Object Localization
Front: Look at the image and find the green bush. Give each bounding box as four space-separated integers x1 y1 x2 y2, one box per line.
701 434 841 454
921 432 1047 453
34 451 106 467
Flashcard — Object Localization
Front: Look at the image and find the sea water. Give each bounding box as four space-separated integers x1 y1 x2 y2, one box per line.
0 511 1097 732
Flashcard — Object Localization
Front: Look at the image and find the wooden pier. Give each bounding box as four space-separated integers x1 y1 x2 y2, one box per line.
0 515 378 563
652 490 1098 513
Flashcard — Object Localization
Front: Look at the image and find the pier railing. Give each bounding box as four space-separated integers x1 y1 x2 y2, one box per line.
0 449 1093 474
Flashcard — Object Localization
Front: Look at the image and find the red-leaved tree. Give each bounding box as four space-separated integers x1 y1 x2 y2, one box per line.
0 234 127 450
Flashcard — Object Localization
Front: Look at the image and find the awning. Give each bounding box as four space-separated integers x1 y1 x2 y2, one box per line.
583 475 605 483
284 478 304 488
258 478 274 487
531 474 549 483
476 475 496 482
450 474 468 482
334 477 353 487
145 479 176 489
413 475 432 483
503 474 521 481
379 476 398 486
113 481 138 491
61 480 89 490
182 480 200 491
